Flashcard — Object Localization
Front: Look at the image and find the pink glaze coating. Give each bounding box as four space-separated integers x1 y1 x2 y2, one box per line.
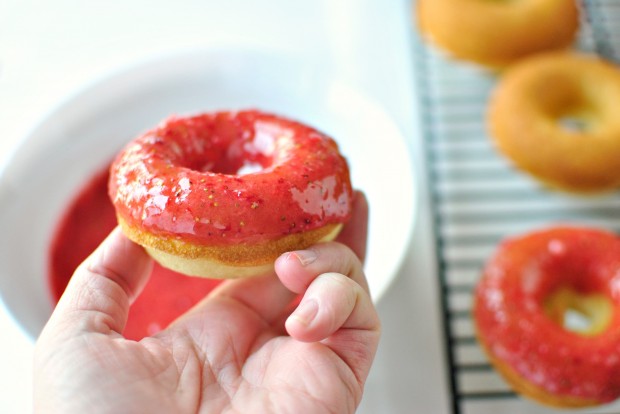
474 227 620 404
108 110 353 246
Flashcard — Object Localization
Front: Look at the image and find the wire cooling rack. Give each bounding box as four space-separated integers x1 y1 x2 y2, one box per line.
413 1 620 413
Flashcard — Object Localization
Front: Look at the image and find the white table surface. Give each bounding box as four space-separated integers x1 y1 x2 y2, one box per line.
0 1 450 412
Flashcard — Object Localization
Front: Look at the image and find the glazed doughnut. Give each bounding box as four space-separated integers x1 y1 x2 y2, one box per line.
416 0 579 68
488 52 620 193
109 110 353 279
474 226 620 408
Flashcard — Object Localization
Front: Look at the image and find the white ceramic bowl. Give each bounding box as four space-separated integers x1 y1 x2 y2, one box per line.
0 48 417 339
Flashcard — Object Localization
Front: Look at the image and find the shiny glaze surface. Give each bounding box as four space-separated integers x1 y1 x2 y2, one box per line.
109 110 353 245
49 168 222 340
474 227 620 403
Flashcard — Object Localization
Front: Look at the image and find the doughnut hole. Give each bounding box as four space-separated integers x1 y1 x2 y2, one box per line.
224 119 286 175
558 115 591 133
530 72 603 134
165 114 284 175
544 287 613 336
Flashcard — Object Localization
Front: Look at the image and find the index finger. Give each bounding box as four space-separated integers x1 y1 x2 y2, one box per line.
335 190 369 263
41 227 153 338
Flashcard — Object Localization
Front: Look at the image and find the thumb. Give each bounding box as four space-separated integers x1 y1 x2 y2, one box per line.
275 242 380 386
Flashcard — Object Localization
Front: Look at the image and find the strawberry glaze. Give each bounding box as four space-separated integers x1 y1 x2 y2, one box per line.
474 227 620 404
109 110 353 245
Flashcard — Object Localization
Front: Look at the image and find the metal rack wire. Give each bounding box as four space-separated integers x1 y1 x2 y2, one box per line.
413 1 620 413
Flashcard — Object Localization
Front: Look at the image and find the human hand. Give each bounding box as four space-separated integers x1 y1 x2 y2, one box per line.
34 191 380 414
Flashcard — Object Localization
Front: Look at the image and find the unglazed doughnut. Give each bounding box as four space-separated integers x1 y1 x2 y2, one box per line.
488 52 620 193
474 226 620 408
109 110 353 279
416 0 579 68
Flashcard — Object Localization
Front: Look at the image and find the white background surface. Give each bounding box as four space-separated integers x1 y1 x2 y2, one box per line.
0 1 450 412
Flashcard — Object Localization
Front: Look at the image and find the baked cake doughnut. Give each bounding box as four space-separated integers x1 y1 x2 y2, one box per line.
416 0 580 68
109 110 353 279
474 226 620 408
488 52 620 193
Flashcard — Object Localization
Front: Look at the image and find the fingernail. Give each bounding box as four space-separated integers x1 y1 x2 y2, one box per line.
291 298 319 326
290 250 317 266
